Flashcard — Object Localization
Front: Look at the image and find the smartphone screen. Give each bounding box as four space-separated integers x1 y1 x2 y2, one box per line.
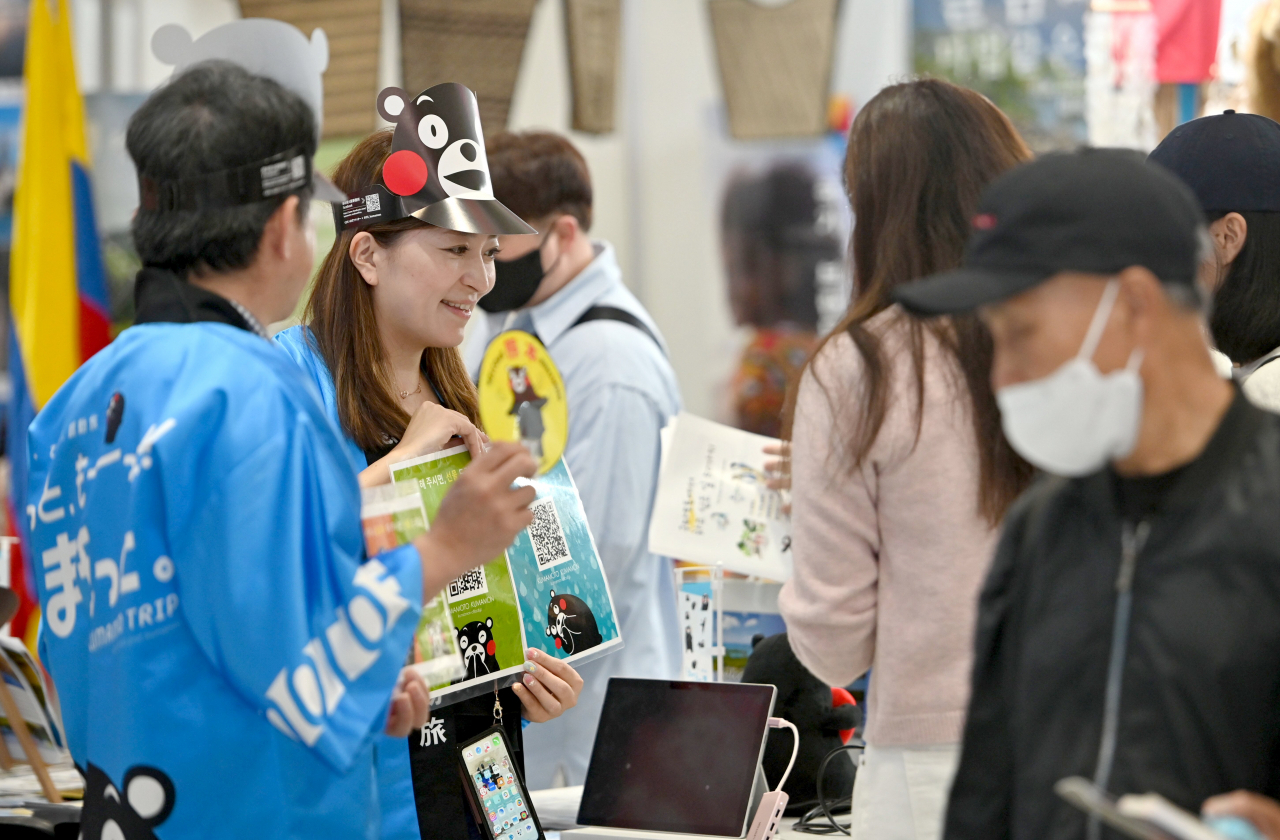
461 729 542 840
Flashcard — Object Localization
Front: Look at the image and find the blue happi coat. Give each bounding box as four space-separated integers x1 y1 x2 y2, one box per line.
27 321 422 839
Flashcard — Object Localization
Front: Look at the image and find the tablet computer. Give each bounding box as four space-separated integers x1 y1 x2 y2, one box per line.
577 678 777 838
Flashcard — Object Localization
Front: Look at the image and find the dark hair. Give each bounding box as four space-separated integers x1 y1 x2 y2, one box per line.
305 130 480 454
126 61 316 277
1206 210 1280 364
788 78 1035 525
486 131 593 231
720 163 838 329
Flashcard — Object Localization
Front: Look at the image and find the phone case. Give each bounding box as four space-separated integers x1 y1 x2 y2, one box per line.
457 724 546 840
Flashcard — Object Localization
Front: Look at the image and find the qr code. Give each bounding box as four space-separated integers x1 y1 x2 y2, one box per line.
447 567 488 604
365 192 381 213
528 497 572 570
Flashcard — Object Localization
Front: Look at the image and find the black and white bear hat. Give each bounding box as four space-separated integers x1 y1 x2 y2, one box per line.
334 83 536 236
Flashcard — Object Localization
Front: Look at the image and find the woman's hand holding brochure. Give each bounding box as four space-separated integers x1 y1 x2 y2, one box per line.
513 647 585 723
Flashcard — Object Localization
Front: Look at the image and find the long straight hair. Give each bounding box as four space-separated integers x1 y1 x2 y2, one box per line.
305 130 480 453
791 79 1035 524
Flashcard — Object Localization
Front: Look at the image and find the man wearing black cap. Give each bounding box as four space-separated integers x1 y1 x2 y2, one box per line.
1149 110 1280 411
894 148 1280 840
25 61 537 838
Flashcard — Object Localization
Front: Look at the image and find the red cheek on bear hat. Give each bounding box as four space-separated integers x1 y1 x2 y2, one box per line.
486 639 497 656
559 599 566 611
383 150 429 196
555 638 562 649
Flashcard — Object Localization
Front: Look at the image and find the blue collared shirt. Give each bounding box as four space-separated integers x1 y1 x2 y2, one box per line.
466 242 683 787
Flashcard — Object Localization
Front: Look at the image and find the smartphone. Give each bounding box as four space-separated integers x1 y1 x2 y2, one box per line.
1056 777 1259 840
458 725 545 840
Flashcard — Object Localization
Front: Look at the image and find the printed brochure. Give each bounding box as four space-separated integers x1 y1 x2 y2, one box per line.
506 458 621 669
650 413 792 581
359 484 466 689
391 446 623 705
391 447 528 706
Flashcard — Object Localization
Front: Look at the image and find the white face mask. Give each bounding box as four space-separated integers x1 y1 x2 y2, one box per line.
996 280 1144 477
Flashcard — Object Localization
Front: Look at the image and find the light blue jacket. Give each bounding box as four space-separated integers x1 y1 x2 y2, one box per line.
275 325 424 840
29 323 421 839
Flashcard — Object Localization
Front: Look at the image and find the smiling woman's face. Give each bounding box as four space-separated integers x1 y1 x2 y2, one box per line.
359 225 499 350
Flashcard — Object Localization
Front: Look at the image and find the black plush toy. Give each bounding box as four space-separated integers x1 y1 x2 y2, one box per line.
457 618 501 679
545 590 602 655
741 633 859 814
79 763 175 840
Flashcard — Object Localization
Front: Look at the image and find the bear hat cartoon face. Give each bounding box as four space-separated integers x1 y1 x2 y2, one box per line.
377 82 494 203
371 83 535 236
152 20 329 143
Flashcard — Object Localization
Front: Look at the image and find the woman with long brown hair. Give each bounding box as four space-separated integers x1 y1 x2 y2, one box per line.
276 127 583 840
776 79 1034 839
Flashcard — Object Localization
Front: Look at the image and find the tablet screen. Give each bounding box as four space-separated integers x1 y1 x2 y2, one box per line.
577 679 776 837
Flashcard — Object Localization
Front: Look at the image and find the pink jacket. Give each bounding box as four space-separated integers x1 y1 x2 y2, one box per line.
778 307 998 746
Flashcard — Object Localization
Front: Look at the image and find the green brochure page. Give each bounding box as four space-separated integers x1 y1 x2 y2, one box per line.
391 445 529 706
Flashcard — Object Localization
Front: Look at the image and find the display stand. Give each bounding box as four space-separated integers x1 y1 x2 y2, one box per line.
0 585 60 803
674 564 786 683
674 563 727 681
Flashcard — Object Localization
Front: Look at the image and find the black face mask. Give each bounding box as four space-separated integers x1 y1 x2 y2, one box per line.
481 246 545 313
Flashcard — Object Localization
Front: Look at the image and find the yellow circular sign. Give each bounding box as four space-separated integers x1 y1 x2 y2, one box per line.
478 330 568 474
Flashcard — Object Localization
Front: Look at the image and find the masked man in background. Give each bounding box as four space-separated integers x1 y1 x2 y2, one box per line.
27 60 535 839
894 149 1280 840
466 131 682 787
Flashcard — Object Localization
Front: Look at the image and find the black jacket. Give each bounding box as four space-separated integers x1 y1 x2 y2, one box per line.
945 393 1280 840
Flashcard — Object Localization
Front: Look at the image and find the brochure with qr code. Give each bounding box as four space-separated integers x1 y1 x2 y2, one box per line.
649 413 793 582
390 446 530 707
360 485 466 688
505 458 622 671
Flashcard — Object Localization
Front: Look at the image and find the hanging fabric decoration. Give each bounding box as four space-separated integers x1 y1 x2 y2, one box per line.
565 0 622 133
236 0 384 137
707 0 839 139
399 0 539 132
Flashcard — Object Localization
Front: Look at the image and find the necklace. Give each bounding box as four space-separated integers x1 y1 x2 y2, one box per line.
398 381 424 400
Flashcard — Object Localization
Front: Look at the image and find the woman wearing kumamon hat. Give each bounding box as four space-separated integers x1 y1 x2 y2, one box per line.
275 83 584 840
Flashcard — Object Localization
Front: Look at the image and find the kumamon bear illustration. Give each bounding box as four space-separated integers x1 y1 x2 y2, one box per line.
457 617 501 679
507 366 548 460
545 590 603 656
80 762 175 840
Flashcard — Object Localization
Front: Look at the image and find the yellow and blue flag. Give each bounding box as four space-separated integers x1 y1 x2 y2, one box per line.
6 0 109 647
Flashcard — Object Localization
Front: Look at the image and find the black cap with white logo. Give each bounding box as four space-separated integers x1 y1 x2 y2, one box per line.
893 148 1206 316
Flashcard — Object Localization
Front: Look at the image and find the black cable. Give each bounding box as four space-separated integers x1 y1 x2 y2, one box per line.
791 741 864 835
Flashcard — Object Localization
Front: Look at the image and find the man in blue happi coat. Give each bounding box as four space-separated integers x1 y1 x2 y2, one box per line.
25 61 537 839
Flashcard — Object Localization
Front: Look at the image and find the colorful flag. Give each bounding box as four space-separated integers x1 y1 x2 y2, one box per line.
5 0 110 650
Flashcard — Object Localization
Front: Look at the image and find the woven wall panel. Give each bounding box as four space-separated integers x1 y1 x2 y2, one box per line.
238 0 384 137
565 0 621 134
707 0 838 139
399 0 538 133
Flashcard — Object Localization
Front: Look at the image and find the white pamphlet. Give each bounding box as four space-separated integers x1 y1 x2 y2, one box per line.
648 413 792 581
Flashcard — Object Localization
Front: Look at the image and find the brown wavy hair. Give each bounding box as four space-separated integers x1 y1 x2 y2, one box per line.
304 130 480 454
789 79 1035 524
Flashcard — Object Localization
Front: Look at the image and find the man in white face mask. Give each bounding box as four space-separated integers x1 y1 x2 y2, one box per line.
894 149 1280 840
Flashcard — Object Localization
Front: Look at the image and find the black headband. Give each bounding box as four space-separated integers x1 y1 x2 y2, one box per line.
138 148 313 213
332 185 409 231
